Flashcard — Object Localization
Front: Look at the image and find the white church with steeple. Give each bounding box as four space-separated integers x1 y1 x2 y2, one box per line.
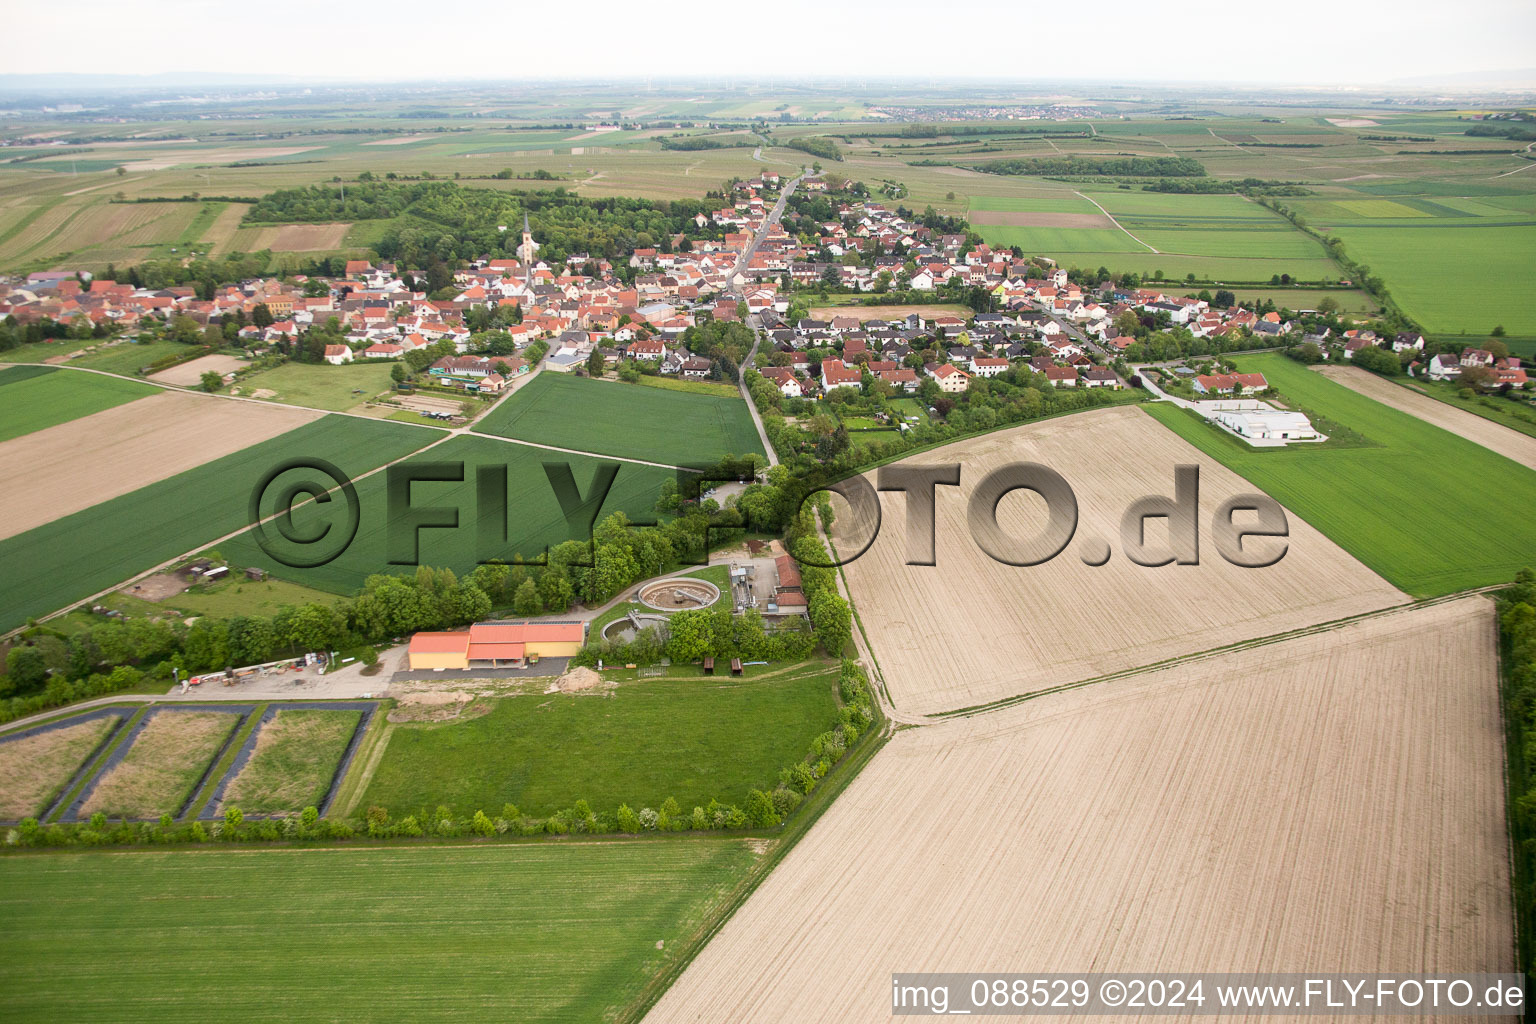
517 212 540 279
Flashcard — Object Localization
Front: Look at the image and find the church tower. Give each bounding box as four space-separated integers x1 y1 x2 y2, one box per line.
517 211 540 286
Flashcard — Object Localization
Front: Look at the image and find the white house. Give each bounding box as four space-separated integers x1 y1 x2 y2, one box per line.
969 356 1009 378
1426 353 1462 380
323 344 354 365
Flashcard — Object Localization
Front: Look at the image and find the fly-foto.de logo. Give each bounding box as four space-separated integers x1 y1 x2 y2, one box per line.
798 462 1290 570
245 457 1288 572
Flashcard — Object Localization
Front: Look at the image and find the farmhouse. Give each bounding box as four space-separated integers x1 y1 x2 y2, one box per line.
323 344 354 365
406 620 588 670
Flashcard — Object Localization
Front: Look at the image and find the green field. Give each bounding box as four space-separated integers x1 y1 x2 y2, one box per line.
967 188 1338 282
230 360 398 412
476 373 764 465
0 365 158 441
0 339 213 377
1291 191 1536 336
360 666 839 818
0 841 757 1022
0 416 441 631
215 433 676 596
1142 354 1536 596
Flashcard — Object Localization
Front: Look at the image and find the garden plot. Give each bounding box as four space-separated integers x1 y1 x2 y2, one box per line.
0 711 126 820
74 707 245 821
647 598 1510 1022
213 706 369 817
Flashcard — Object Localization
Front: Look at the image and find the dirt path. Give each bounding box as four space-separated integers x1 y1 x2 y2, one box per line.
1073 190 1159 253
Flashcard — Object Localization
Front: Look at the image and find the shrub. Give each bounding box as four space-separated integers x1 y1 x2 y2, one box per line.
616 804 641 834
744 789 780 828
770 787 802 817
471 810 495 837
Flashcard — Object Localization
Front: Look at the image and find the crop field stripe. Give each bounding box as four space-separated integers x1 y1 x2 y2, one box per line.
0 366 159 442
0 840 764 1023
834 405 1404 716
0 415 443 632
646 600 1508 1021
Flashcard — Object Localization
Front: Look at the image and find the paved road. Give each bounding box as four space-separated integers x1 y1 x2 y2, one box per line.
1041 310 1110 360
725 173 801 468
723 172 803 297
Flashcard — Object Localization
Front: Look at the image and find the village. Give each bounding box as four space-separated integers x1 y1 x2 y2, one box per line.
3 172 1528 420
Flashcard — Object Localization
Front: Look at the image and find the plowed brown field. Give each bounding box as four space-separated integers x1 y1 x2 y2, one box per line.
833 406 1405 715
647 598 1511 1022
0 391 317 539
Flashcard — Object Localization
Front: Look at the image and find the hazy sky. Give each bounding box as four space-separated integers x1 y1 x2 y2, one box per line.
8 0 1535 86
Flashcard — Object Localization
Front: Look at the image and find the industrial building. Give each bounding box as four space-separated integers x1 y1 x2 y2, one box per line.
1205 401 1325 446
406 620 587 671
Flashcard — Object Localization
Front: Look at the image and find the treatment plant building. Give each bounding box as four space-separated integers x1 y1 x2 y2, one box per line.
407 620 587 670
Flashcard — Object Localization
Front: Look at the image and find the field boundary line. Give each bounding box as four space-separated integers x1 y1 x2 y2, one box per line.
1072 191 1159 253
42 704 152 823
466 427 699 472
617 680 892 1024
929 587 1500 721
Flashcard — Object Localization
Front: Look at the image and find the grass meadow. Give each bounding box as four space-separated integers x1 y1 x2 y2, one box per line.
0 366 158 441
0 339 213 377
229 359 398 412
215 433 676 596
0 416 441 631
359 666 840 819
1142 354 1536 596
476 373 764 465
0 840 759 1022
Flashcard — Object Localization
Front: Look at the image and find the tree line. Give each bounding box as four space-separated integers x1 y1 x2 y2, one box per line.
970 156 1207 177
